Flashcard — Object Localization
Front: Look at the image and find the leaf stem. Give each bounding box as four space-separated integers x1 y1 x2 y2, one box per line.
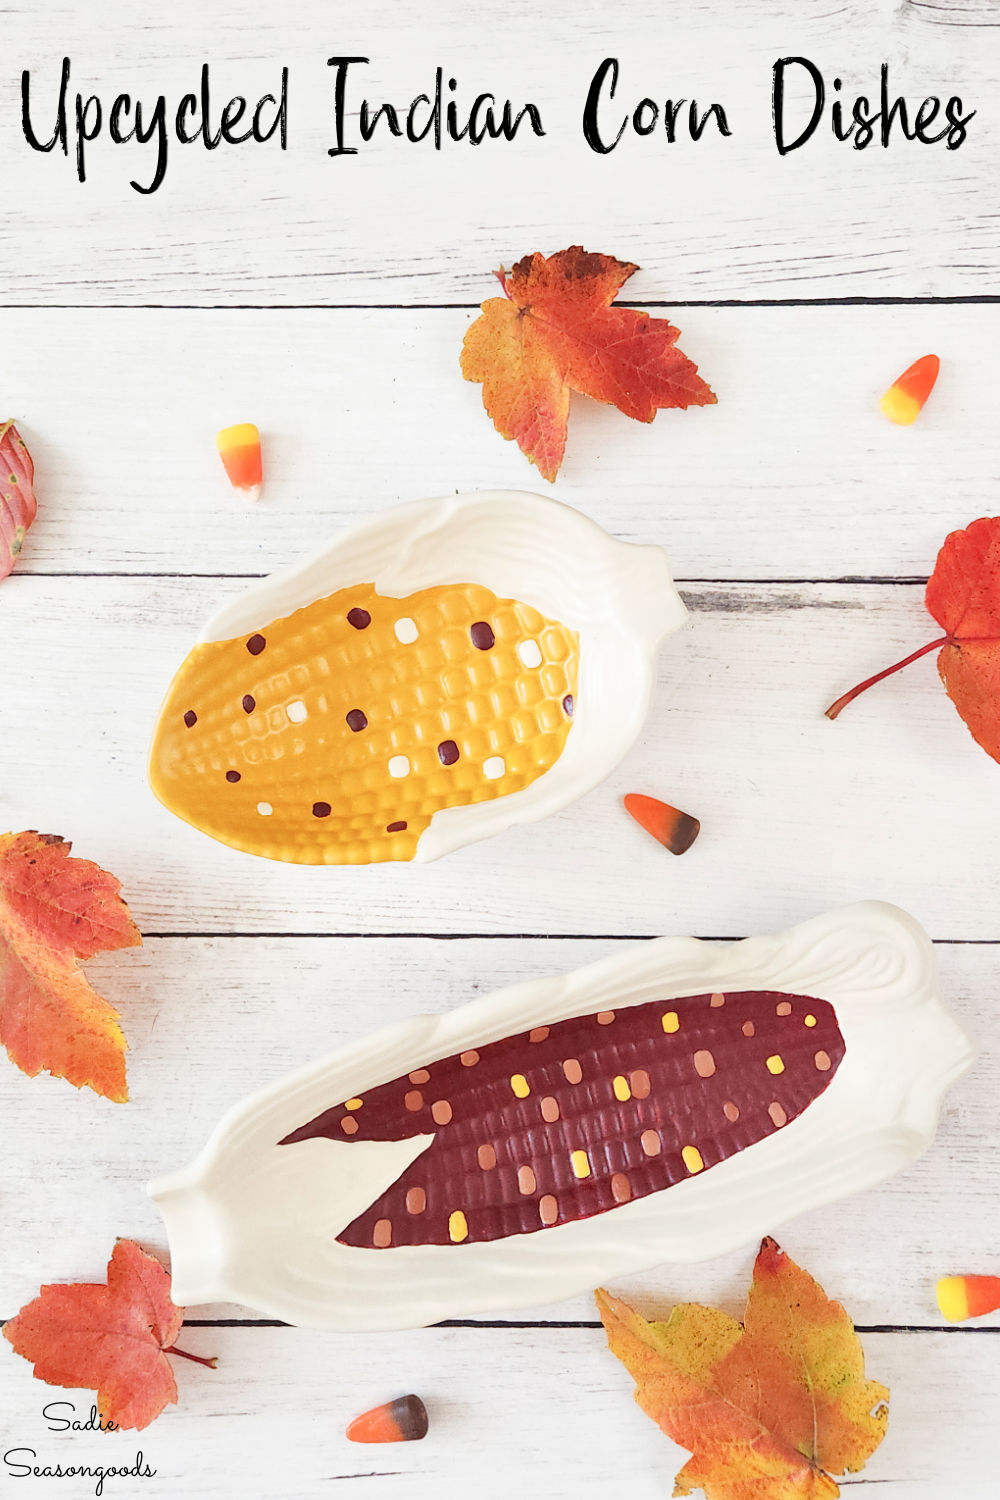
824 637 949 720
165 1344 218 1369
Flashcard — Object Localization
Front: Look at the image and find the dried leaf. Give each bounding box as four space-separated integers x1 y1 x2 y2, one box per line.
597 1238 888 1500
0 832 141 1100
0 421 37 581
461 247 716 480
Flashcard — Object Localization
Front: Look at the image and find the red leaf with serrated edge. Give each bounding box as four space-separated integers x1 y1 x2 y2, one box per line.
825 517 1000 764
0 421 37 582
461 247 716 481
0 832 141 1100
3 1240 215 1432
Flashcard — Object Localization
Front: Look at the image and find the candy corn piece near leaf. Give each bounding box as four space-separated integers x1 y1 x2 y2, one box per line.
936 1275 1000 1323
216 423 262 499
346 1394 429 1443
879 354 940 426
624 793 700 855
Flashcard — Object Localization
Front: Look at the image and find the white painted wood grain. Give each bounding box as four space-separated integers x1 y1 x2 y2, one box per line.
0 0 995 302
2 306 997 581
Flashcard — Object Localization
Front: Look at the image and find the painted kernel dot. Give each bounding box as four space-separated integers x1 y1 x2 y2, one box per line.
742 1020 755 1038
518 639 543 668
641 1129 661 1157
682 1145 705 1174
246 633 266 655
769 1101 788 1127
346 708 368 732
510 1073 530 1098
597 1011 615 1025
347 608 371 630
242 694 256 714
776 1001 793 1016
662 1011 680 1034
183 710 198 728
287 699 308 724
257 802 273 817
804 1014 817 1028
225 770 242 784
766 1054 785 1075
723 1100 740 1122
431 1099 453 1126
562 693 574 716
394 617 418 644
437 739 460 766
313 802 331 818
404 1090 423 1112
693 1049 716 1078
613 1075 631 1102
562 1059 583 1085
460 1050 480 1067
373 1219 392 1248
710 992 726 1007
477 1143 497 1171
386 821 408 833
406 1187 426 1215
388 755 410 779
630 1069 651 1099
341 1116 359 1135
540 1095 560 1123
345 1098 363 1111
518 1165 537 1195
815 1050 832 1071
539 1194 559 1227
449 1210 469 1243
529 1026 550 1043
483 756 506 780
611 1172 632 1204
570 1149 591 1179
470 621 495 650
409 1070 431 1084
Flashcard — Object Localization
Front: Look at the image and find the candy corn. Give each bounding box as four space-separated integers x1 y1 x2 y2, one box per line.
936 1275 1000 1323
346 1394 429 1443
216 423 262 499
624 794 700 856
879 354 940 426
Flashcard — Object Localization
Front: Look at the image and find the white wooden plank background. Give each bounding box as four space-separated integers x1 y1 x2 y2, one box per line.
4 1 1000 1496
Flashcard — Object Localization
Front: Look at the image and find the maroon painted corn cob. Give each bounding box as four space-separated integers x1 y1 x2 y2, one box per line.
280 989 844 1248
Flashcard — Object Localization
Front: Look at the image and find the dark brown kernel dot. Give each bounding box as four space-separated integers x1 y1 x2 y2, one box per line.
346 709 368 732
437 739 460 766
312 802 332 818
183 710 197 728
386 820 407 833
225 770 241 783
470 621 495 650
242 694 256 714
246 633 266 655
562 694 574 716
347 607 371 630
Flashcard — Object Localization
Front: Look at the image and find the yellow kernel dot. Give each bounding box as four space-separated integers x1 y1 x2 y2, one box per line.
345 1097 363 1111
570 1149 591 1179
766 1055 785 1075
682 1145 704 1174
510 1074 530 1098
449 1210 469 1243
662 1011 680 1034
804 1015 817 1028
612 1075 631 1102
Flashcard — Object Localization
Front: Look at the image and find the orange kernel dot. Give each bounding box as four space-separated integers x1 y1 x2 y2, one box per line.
815 1050 832 1071
477 1143 497 1171
431 1099 453 1125
710 992 726 1007
510 1074 530 1098
776 1001 792 1016
597 1011 615 1025
693 1049 716 1078
723 1100 740 1122
409 1069 430 1085
539 1194 559 1226
518 1164 537 1195
529 1026 550 1043
630 1069 651 1099
373 1219 392 1248
405 1187 426 1215
611 1172 632 1203
341 1116 359 1135
563 1059 583 1085
742 1021 755 1037
460 1050 480 1067
766 1055 785 1075
768 1102 787 1128
641 1129 661 1157
404 1090 424 1112
540 1095 560 1123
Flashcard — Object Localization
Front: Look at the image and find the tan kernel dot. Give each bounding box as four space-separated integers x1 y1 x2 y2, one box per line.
373 1218 392 1248
539 1194 559 1226
570 1149 591 1179
710 992 726 1007
563 1058 583 1085
431 1099 453 1125
769 1101 788 1128
804 1014 817 1028
460 1050 480 1067
611 1172 632 1204
682 1145 704 1174
449 1210 469 1243
661 1011 680 1034
345 1097 363 1111
404 1090 424 1112
814 1050 832 1072
477 1143 497 1171
540 1095 560 1123
776 1001 793 1016
641 1129 661 1157
405 1187 426 1215
341 1116 359 1135
517 1165 537 1195
723 1100 740 1122
742 1021 755 1038
766 1054 785 1075
597 1011 615 1025
510 1073 531 1098
409 1069 430 1085
630 1069 651 1099
529 1026 550 1043
693 1049 716 1078
612 1075 631 1102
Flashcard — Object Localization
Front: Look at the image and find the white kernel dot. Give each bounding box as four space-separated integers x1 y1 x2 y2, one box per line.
518 639 543 668
483 756 506 780
256 802 273 817
388 755 411 779
394 617 419 644
286 699 308 723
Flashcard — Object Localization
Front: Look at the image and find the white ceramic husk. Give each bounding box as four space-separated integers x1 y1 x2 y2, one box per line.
190 489 687 863
148 902 975 1331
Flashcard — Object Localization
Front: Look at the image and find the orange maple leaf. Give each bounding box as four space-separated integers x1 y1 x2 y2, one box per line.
460 246 716 481
0 831 141 1101
0 421 37 583
4 1239 215 1432
597 1238 889 1500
